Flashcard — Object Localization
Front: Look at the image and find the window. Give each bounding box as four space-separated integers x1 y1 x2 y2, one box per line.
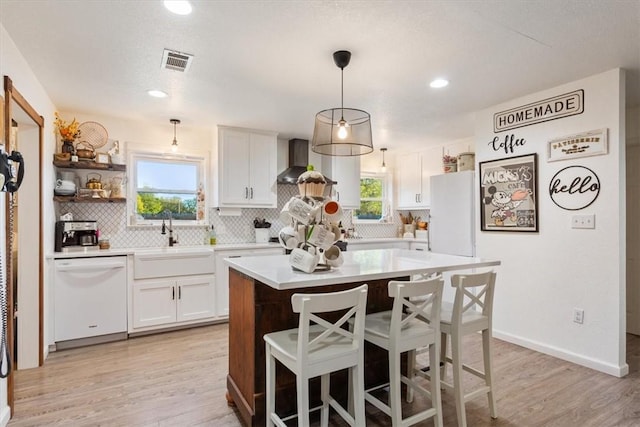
130 152 206 224
354 173 387 221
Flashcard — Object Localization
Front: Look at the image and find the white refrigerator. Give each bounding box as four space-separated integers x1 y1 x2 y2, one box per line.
429 170 475 257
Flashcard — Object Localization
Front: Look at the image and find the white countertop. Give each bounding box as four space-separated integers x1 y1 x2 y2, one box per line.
49 242 282 259
225 248 500 290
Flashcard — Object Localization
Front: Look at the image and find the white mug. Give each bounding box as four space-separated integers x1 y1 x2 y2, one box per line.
289 247 319 273
306 224 336 250
330 224 342 242
278 226 300 250
322 200 343 222
281 197 318 225
324 245 344 267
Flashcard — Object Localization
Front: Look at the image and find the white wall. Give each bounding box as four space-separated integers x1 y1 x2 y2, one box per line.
475 68 627 376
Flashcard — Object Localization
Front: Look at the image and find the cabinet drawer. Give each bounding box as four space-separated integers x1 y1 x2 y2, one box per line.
134 250 215 279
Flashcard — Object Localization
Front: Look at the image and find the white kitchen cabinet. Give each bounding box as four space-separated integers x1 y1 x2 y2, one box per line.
132 275 216 329
346 239 411 251
396 146 442 209
215 126 278 208
132 279 176 329
215 247 283 319
330 155 361 209
409 242 429 252
396 152 423 209
131 249 217 332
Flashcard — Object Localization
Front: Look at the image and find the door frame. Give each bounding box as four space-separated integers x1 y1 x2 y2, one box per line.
3 75 44 409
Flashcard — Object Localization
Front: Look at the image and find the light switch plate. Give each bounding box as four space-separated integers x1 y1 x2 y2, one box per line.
571 214 595 229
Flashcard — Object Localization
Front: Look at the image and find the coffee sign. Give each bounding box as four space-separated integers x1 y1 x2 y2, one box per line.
549 166 600 210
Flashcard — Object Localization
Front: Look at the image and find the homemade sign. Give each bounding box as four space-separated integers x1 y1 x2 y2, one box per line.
549 165 600 210
547 128 608 162
494 89 584 133
479 153 538 232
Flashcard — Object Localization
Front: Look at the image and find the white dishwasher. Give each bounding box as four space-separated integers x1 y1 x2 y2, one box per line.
54 256 127 346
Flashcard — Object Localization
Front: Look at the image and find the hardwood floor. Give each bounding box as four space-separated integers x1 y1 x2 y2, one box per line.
8 324 640 426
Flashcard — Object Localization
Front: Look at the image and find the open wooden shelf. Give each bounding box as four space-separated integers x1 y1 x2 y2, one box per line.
53 160 126 172
53 196 126 203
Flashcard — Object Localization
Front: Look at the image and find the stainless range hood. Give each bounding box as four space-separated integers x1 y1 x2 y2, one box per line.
277 139 336 185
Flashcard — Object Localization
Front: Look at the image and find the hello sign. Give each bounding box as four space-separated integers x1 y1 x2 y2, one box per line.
549 165 600 210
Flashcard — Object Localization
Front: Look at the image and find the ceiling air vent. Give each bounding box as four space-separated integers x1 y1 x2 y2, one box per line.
161 49 194 72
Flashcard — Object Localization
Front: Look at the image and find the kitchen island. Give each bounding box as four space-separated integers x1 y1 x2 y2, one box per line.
225 248 500 426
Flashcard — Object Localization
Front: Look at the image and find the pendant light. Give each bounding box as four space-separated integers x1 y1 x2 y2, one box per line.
380 147 387 173
311 50 373 156
170 118 180 152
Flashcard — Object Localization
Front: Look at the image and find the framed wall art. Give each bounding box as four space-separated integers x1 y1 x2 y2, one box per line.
479 153 538 232
95 153 110 164
547 128 608 162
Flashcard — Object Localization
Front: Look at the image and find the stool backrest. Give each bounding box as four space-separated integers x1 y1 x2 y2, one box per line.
451 271 497 325
291 284 369 364
389 276 444 338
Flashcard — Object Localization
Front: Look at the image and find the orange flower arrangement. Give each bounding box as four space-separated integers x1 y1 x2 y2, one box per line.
54 112 81 142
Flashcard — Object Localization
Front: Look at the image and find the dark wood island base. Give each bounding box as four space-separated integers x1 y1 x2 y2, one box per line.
226 267 408 426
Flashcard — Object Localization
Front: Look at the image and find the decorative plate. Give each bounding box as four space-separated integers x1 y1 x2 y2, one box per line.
78 121 108 149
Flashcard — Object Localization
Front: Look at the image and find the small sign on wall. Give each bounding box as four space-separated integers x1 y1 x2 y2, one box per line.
549 165 600 210
547 128 608 162
493 89 584 133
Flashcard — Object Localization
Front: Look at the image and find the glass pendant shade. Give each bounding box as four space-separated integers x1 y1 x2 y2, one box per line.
311 50 373 156
312 108 373 156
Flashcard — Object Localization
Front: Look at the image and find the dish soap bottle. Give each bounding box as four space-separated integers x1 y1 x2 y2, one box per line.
209 225 216 245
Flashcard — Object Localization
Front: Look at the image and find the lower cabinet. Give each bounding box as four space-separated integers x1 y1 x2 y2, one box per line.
132 274 216 330
347 240 411 251
215 247 283 320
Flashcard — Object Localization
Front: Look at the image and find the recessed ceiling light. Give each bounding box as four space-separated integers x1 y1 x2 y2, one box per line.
148 90 168 98
164 0 192 15
429 78 449 89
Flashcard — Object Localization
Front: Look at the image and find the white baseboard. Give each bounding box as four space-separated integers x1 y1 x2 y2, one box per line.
0 405 10 427
493 329 629 378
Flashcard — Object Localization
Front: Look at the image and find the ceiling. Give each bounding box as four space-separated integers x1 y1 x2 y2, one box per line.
2 0 639 153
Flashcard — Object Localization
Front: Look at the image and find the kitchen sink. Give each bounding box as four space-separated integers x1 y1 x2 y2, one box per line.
133 245 214 255
133 246 215 279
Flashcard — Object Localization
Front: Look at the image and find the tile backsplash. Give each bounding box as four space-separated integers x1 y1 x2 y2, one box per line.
55 186 428 249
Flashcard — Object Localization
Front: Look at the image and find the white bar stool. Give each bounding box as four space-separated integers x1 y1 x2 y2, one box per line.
415 270 498 427
358 276 444 427
263 284 368 427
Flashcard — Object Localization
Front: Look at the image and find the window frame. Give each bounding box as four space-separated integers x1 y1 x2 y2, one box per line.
128 149 208 227
352 171 389 224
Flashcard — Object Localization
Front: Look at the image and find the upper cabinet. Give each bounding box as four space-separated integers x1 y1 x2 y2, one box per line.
213 126 278 208
330 155 361 209
396 146 442 209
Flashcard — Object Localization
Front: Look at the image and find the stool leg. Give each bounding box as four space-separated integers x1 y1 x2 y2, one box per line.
389 349 402 426
440 332 448 382
320 373 330 427
297 374 310 427
430 341 444 427
407 349 416 403
451 332 467 427
483 329 498 419
265 344 275 427
352 363 366 426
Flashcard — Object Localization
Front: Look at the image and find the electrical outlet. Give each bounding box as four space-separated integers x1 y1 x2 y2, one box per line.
571 214 595 229
573 308 584 324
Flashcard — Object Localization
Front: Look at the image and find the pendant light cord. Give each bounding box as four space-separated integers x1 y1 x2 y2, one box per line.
340 67 344 120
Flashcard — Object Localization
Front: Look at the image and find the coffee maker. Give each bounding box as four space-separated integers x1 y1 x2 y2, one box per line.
55 221 99 252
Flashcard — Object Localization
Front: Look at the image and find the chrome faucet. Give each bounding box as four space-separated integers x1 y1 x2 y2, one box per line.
161 210 178 246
